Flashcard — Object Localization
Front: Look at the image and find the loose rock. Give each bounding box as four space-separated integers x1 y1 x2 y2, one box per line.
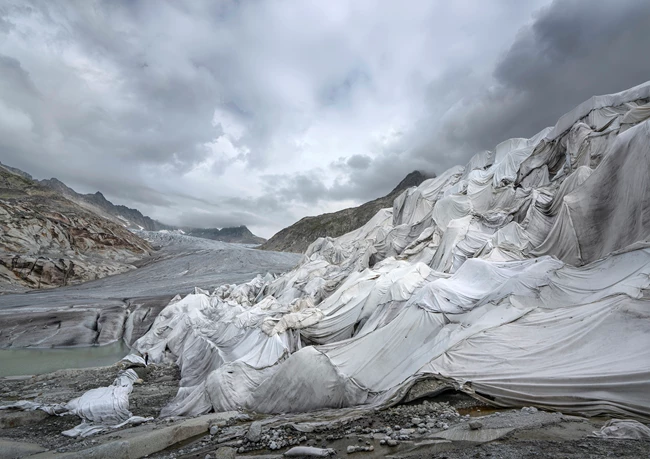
469 420 484 430
247 421 262 442
347 444 374 454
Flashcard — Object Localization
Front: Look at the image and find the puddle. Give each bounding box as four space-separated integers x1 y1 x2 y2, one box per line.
0 341 130 377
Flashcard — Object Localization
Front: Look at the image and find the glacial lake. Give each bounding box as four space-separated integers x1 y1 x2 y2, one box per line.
0 341 131 377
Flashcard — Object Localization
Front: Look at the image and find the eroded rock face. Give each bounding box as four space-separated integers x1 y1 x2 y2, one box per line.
0 167 151 291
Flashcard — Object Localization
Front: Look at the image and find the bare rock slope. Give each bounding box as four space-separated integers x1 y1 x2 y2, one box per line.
0 165 152 292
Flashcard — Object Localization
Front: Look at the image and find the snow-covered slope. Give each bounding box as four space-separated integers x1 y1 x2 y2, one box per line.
134 82 650 420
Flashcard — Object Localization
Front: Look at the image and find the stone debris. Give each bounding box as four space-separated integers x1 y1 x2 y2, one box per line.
469 420 484 430
247 421 263 442
347 444 374 453
284 446 336 456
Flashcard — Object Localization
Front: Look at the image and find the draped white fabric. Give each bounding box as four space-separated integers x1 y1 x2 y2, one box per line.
133 82 650 420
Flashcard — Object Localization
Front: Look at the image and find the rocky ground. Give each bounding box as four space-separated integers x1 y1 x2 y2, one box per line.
156 402 649 459
1 362 648 458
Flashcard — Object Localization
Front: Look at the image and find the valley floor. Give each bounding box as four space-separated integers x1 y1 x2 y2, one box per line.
0 233 300 350
1 361 647 458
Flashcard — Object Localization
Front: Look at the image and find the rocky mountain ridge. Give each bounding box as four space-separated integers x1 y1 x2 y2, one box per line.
260 170 431 253
0 163 266 245
38 175 265 244
39 177 165 232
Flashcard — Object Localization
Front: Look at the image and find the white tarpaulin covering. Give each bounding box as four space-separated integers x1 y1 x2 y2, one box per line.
133 82 650 420
0 368 152 437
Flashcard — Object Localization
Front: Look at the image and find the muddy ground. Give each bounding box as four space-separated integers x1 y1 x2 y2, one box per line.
1 363 648 458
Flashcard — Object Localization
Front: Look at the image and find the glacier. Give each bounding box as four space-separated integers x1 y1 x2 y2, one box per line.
133 82 650 421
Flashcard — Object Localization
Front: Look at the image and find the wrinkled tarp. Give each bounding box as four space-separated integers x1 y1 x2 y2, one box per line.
0 368 152 437
132 81 650 421
592 419 650 440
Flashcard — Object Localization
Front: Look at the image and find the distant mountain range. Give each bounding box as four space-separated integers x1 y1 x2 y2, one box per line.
182 226 265 244
260 171 432 253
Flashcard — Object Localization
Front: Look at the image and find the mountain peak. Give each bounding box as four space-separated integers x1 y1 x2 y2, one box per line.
390 170 433 194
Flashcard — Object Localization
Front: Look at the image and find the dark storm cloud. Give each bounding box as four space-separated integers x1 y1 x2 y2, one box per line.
310 0 650 207
407 0 650 174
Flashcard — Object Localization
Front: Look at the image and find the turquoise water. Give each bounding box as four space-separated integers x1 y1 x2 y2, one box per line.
0 341 130 377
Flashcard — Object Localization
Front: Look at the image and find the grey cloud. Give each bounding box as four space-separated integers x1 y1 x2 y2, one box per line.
327 154 435 203
162 194 292 237
265 155 435 211
0 55 38 97
264 172 329 205
175 209 260 230
1 2 223 173
409 0 650 173
346 154 372 170
318 67 372 108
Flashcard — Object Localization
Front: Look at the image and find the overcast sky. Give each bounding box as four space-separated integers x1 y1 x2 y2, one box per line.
1 0 649 238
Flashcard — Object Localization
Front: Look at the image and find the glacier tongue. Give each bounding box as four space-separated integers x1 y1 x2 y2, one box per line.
134 82 650 420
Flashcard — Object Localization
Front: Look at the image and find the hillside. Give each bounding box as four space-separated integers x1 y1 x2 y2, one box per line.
260 170 430 253
0 165 152 291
